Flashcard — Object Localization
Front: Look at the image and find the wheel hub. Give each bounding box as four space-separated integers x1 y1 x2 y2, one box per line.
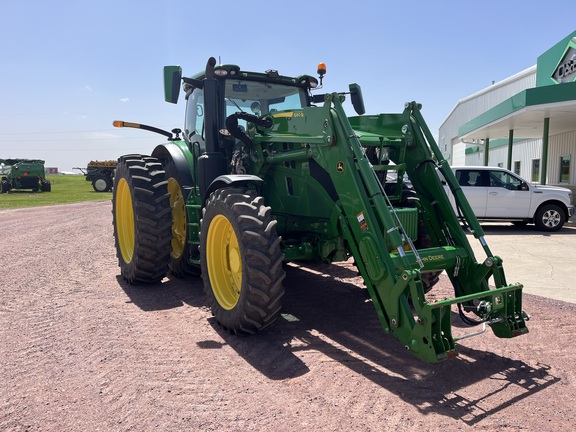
95 178 107 190
543 210 560 227
167 178 186 259
207 214 242 310
115 178 135 263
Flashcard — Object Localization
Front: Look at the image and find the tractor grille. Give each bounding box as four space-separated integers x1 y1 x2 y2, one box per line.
388 207 419 242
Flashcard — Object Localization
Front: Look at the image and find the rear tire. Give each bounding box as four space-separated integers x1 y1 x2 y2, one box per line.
92 175 112 192
534 204 565 232
200 187 285 334
112 155 172 284
157 153 197 277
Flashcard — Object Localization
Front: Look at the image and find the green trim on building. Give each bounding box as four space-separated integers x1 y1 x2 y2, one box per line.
464 146 481 155
463 138 522 154
458 81 576 138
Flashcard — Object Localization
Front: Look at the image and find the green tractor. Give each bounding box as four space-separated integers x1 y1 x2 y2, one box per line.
111 58 529 362
0 159 51 193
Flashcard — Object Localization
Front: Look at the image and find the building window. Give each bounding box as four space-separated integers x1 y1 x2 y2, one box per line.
513 161 521 175
560 155 570 183
532 159 540 183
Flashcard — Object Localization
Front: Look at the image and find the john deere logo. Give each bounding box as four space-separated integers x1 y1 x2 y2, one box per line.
552 37 576 84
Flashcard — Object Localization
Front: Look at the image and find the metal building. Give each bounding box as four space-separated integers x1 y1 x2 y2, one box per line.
439 30 576 193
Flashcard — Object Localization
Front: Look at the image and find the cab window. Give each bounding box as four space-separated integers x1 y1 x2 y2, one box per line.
184 88 204 141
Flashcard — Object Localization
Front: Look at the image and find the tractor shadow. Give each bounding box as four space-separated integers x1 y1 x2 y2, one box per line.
212 262 560 425
116 264 560 425
116 273 205 312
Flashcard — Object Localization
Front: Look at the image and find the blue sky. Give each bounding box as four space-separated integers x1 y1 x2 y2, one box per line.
1 0 575 171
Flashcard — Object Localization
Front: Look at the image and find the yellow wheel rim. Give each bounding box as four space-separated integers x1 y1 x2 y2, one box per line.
168 178 186 259
207 214 242 310
116 178 135 263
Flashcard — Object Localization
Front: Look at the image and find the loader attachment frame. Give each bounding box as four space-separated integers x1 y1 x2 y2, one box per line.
343 100 528 362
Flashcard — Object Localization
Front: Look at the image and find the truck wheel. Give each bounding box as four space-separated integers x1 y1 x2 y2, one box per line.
534 204 565 232
200 187 285 334
92 175 112 192
0 180 7 193
112 155 172 283
41 180 51 192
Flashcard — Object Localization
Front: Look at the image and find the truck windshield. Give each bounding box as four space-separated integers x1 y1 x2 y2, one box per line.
224 80 308 118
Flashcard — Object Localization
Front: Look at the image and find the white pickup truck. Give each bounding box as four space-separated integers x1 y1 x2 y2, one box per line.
443 166 574 231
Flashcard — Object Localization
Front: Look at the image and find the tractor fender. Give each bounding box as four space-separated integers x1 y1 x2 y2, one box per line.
152 142 195 192
204 174 263 204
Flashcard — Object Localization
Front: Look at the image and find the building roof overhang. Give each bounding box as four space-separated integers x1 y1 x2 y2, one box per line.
459 81 576 140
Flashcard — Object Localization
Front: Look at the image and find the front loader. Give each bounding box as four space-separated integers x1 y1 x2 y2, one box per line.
111 57 529 362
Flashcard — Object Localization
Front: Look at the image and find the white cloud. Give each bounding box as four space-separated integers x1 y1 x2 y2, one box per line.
84 85 93 92
120 97 130 103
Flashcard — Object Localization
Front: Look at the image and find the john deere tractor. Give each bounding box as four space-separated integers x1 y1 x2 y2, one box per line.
111 57 529 362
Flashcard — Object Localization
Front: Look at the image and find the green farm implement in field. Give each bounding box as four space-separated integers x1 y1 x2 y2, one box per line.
0 159 51 193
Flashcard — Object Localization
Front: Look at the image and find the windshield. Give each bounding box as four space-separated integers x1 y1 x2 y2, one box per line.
224 79 308 120
184 79 308 142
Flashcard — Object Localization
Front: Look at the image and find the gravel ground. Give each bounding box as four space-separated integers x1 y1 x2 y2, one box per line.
1 200 574 431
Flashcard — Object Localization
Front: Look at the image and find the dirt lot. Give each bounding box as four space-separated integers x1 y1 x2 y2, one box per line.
1 200 574 431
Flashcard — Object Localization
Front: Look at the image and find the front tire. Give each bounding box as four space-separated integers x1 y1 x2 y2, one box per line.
534 204 565 232
200 187 285 334
112 155 172 283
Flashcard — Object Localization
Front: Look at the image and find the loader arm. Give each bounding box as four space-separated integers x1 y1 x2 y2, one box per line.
256 94 528 362
344 98 528 361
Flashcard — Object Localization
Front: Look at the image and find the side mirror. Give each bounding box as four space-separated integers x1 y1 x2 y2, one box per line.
312 94 326 104
164 65 183 104
519 182 529 191
349 83 365 115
